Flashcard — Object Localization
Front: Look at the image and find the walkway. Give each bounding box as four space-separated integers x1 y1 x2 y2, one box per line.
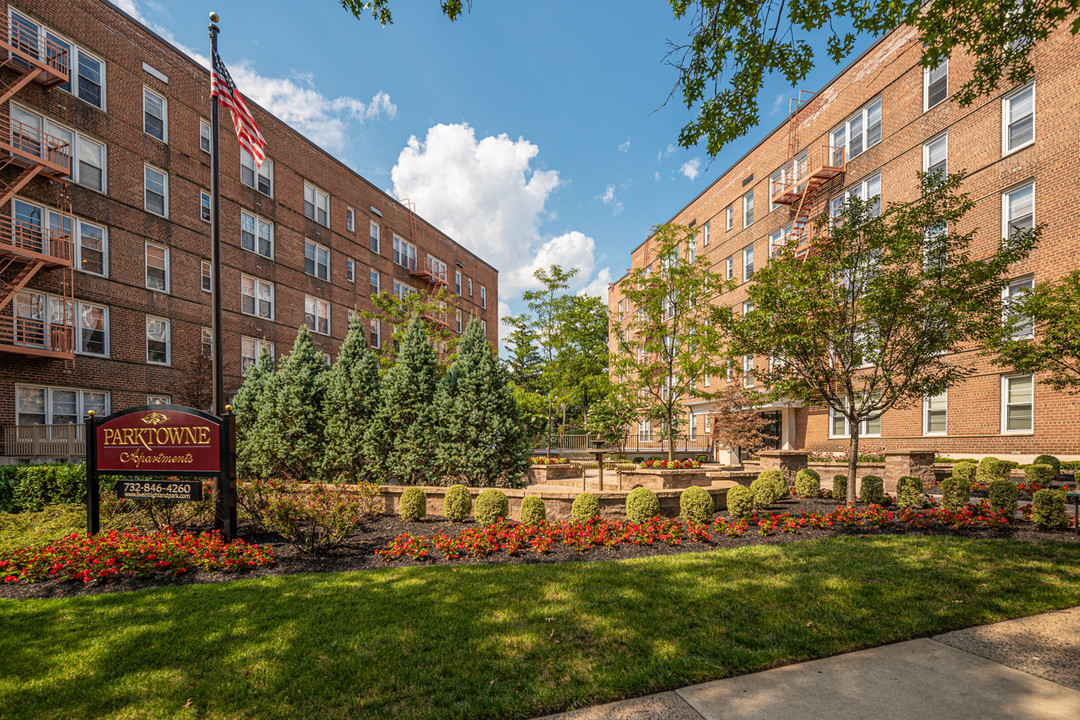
538 606 1080 719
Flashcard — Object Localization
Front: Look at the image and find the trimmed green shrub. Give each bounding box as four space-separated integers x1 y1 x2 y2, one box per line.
1024 463 1057 488
443 484 472 522
750 475 780 509
632 457 644 464
695 454 708 463
794 469 821 497
896 476 926 509
519 495 546 525
1032 489 1068 530
976 457 1008 485
626 487 661 523
940 475 970 511
1033 455 1061 477
952 461 977 487
474 489 509 525
989 479 1019 516
757 470 788 501
3 463 87 513
398 487 427 521
726 485 754 518
680 486 714 523
833 474 848 501
859 475 885 505
571 492 600 522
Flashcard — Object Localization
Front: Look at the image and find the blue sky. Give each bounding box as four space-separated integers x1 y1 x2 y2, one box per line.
114 0 875 337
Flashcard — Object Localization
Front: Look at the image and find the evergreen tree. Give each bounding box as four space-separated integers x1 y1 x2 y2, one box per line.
232 347 275 480
322 314 382 482
436 317 529 486
363 316 441 484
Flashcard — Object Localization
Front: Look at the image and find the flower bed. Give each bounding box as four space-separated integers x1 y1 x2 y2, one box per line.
529 457 571 465
639 459 701 469
1 528 274 584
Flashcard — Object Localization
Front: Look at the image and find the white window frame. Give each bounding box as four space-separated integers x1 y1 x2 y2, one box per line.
769 224 792 257
743 354 754 388
10 103 106 192
146 394 171 406
75 217 106 277
142 86 167 142
241 274 274 320
144 242 169 293
725 205 733 231
831 97 882 161
241 151 274 196
200 190 211 223
742 244 754 279
76 300 108 356
703 221 710 246
1002 181 1034 242
370 269 380 294
240 210 274 259
199 118 211 153
923 391 948 436
828 398 882 438
924 132 948 177
369 220 381 253
1002 82 1035 156
304 181 330 226
1001 374 1034 434
346 258 355 283
304 295 331 335
831 172 882 222
468 277 474 296
144 164 168 217
241 336 275 374
201 260 212 293
9 12 107 110
924 59 948 112
15 385 109 425
392 234 416 270
304 239 330 281
346 206 355 231
725 256 733 280
742 190 754 228
1002 276 1034 340
481 285 487 309
455 270 462 295
146 315 171 365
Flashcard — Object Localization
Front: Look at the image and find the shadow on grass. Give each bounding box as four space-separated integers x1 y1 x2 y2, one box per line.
2 536 1080 719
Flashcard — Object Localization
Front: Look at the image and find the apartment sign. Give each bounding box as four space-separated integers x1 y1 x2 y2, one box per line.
94 407 221 473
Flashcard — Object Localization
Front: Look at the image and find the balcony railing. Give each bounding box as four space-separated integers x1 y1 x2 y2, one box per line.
410 256 449 286
0 15 70 88
771 145 846 206
0 314 74 359
0 114 72 178
2 423 84 458
0 213 73 266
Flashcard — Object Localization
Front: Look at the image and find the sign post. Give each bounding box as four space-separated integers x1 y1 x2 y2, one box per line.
85 405 237 541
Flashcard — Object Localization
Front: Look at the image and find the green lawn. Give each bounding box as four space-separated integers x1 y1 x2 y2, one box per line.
3 536 1080 719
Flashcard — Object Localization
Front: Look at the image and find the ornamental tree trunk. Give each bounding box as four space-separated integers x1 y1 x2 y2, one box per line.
847 422 860 507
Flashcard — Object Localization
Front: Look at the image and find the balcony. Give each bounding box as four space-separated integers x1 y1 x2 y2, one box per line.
771 145 846 206
421 309 449 328
0 213 73 267
2 423 84 458
0 312 74 360
0 113 72 179
409 256 449 287
0 15 70 90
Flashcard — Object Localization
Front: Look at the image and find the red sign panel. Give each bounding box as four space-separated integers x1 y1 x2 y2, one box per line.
95 408 221 473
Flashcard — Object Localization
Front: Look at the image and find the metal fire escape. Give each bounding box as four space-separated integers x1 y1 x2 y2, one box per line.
399 198 450 329
0 15 75 363
770 90 846 257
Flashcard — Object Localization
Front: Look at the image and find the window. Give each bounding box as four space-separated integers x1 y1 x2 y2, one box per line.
347 259 355 283
201 261 211 293
725 205 733 231
637 420 653 441
13 12 107 110
200 190 211 223
1002 375 1033 433
830 172 882 222
369 319 381 349
831 98 882 161
14 291 106 356
456 310 463 333
1003 83 1034 154
73 45 104 108
304 240 330 281
1003 277 1034 339
201 327 213 356
769 168 783 211
455 271 462 295
829 401 881 438
742 244 754 279
305 296 330 335
725 256 733 280
743 301 754 315
241 337 275 373
369 221 380 253
146 316 170 365
924 133 947 178
481 320 487 339
481 286 487 309
15 386 108 425
304 182 329 226
240 211 273 258
687 237 696 262
743 190 754 227
241 151 273 196
1003 182 1034 240
702 221 710 247
147 394 171 406
743 354 754 388
370 269 380 294
688 409 697 440
76 135 105 192
144 165 167 217
392 281 416 299
11 104 104 191
925 60 948 110
77 301 107 355
199 119 211 153
76 219 106 276
241 275 274 319
924 392 947 435
346 207 355 232
142 87 167 141
769 224 792 257
393 235 416 269
145 242 169 292
468 277 473 296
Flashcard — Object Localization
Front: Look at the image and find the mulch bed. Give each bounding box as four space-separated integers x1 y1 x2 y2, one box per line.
3 496 1077 601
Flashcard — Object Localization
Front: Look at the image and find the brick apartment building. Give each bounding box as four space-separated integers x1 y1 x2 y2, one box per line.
0 0 498 461
611 21 1080 460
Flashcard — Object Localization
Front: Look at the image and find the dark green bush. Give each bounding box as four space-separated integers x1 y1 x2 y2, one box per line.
952 461 977 487
751 470 784 509
474 489 509 525
896 476 926 509
757 470 787 500
632 457 643 464
989 479 1019 516
625 487 660 523
443 484 472 522
833 474 848 501
695 454 708 463
1032 489 1067 530
859 475 885 505
399 487 427 521
1024 463 1057 487
1033 455 1061 477
2 463 87 513
794 468 821 497
976 457 1008 485
680 486 714 523
571 492 600 522
519 495 546 525
726 485 754 518
940 475 970 511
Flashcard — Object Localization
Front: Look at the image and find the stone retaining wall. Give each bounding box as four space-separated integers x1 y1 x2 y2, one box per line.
614 468 713 490
526 464 583 485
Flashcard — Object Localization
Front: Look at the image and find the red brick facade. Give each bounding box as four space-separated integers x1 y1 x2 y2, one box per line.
611 22 1080 458
0 0 498 438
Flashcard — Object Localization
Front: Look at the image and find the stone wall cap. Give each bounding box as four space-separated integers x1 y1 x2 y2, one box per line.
757 450 810 457
883 450 937 456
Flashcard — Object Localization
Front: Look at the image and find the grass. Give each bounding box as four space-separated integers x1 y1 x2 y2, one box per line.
0 504 86 556
3 536 1080 719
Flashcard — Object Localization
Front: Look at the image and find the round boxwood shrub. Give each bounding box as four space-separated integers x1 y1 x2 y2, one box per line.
896 476 926 509
1024 463 1057 488
757 470 787 499
832 474 848 501
989 479 1019 517
399 487 427 521
940 475 970 511
443 484 472 522
750 476 779 509
571 492 600 522
680 486 714 523
1033 454 1061 478
626 487 661 523
859 475 885 505
519 495 546 525
1032 488 1068 530
474 489 509 526
976 457 1008 485
795 468 821 497
726 485 754 518
952 461 977 486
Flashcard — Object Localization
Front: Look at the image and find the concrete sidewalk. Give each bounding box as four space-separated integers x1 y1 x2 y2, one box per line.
540 606 1080 720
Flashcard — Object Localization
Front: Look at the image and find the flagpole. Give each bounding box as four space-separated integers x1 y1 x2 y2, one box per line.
208 12 224 418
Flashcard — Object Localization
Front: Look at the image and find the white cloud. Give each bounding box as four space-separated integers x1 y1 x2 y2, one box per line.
771 93 787 116
618 137 631 153
652 171 661 181
596 184 624 216
578 267 614 303
657 143 677 162
680 158 702 181
497 301 515 344
507 231 598 292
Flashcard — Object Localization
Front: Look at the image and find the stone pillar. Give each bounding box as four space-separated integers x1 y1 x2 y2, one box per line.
883 450 936 494
757 450 809 489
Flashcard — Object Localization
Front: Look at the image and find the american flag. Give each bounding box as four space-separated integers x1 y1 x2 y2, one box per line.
210 49 266 167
